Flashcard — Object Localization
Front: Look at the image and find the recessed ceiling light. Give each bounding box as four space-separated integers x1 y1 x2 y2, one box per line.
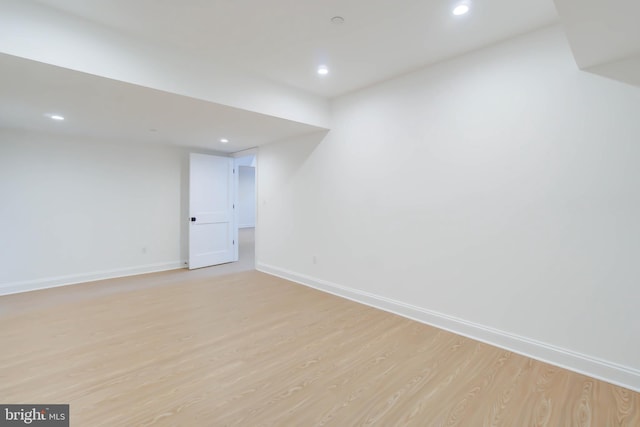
45 113 65 121
220 138 229 144
453 4 470 15
317 65 329 76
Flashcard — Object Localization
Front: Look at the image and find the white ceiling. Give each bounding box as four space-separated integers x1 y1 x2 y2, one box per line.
1 0 565 151
2 1 635 154
34 0 559 98
0 53 324 153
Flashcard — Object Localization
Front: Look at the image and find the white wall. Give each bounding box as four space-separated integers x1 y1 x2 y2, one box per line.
257 26 640 390
0 129 186 294
238 166 256 228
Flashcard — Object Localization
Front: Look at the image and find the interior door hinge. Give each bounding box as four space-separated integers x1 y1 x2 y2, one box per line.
233 240 235 245
233 203 235 209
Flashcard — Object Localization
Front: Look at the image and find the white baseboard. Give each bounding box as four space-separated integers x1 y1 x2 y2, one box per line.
257 262 640 393
239 224 255 229
0 261 186 296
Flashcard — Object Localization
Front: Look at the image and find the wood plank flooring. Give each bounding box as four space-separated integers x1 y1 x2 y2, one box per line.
0 269 638 426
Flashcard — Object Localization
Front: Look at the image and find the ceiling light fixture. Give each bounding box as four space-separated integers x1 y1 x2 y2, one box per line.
220 138 229 144
331 16 344 25
452 4 470 15
317 65 329 76
45 113 65 121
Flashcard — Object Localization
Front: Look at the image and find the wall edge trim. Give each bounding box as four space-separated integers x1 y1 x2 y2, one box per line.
0 261 186 296
257 262 640 393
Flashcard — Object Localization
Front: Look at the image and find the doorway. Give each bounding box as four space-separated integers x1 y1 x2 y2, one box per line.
234 153 257 271
185 151 256 276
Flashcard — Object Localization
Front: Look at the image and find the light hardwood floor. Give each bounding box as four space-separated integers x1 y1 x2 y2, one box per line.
0 269 638 426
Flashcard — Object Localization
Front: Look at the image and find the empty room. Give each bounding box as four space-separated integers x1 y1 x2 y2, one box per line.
1 0 639 425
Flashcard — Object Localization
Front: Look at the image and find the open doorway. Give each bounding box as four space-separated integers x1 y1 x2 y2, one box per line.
183 150 256 278
234 153 257 270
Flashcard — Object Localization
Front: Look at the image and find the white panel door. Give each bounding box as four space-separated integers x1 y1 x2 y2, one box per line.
189 153 236 269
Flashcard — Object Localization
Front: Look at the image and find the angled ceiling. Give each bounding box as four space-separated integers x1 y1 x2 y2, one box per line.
554 0 640 87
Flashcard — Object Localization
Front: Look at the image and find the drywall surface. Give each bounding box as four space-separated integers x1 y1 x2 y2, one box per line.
257 26 640 386
0 129 184 293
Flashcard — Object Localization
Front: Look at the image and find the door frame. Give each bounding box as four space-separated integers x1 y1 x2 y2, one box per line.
231 148 258 267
